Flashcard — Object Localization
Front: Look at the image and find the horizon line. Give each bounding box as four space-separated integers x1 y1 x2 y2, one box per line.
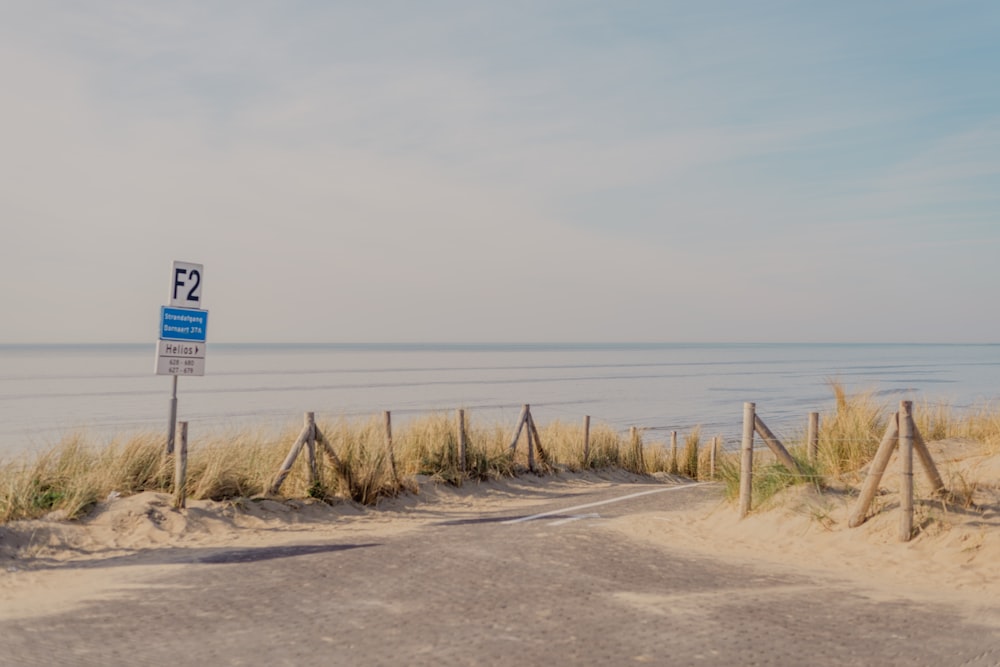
2 341 999 348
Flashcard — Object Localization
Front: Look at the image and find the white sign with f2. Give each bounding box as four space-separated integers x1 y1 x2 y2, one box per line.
169 261 204 308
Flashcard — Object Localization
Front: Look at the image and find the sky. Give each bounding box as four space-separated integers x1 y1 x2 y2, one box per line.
2 1 999 344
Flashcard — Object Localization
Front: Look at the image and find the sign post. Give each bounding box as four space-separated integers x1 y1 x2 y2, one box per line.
156 261 208 454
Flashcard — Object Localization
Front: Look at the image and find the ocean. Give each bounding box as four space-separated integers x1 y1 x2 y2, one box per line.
1 343 999 459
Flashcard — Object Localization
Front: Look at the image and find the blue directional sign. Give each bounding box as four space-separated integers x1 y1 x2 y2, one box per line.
159 306 209 342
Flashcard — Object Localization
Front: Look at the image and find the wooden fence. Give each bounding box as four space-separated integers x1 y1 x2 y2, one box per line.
166 397 946 543
737 399 947 542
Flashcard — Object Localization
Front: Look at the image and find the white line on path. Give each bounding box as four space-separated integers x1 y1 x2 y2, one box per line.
501 483 711 525
548 513 601 527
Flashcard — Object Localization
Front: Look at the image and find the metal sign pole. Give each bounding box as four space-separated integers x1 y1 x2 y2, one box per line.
167 375 178 454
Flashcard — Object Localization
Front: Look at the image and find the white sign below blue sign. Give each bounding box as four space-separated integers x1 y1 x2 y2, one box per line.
160 306 209 343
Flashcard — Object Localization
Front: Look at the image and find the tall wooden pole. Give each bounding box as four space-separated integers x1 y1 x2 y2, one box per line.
669 431 678 474
739 402 755 518
899 400 914 542
582 415 591 466
305 412 317 488
807 412 819 464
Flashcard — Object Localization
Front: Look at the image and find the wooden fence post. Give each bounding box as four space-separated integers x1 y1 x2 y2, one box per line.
269 412 314 495
509 404 529 453
527 411 549 468
847 413 900 528
900 400 914 542
457 409 467 473
583 415 591 466
739 402 755 518
526 407 536 472
753 415 802 474
384 410 398 483
173 421 188 510
669 431 678 475
305 412 317 489
913 426 947 498
807 412 819 464
710 436 718 480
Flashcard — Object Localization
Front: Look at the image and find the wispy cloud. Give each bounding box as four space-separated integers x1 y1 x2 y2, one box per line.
1 2 999 342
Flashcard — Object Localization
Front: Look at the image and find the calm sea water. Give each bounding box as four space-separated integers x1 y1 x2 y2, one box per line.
1 343 999 459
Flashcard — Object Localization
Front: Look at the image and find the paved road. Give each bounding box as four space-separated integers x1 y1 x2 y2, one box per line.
2 482 999 666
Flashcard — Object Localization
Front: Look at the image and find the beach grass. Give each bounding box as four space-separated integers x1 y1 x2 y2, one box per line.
714 381 1000 510
6 384 1000 524
0 414 696 523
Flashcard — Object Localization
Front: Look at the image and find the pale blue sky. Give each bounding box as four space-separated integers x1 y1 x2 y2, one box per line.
2 2 998 343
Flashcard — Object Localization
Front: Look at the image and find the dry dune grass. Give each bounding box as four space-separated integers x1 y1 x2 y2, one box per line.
0 414 708 524
8 382 999 526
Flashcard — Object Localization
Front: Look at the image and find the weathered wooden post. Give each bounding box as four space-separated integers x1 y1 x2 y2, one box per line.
457 409 467 473
269 412 315 495
899 400 914 542
847 413 899 528
305 412 317 488
710 436 718 480
173 421 188 509
807 412 819 463
669 431 678 474
739 402 755 518
509 404 529 452
527 410 548 468
582 415 591 466
753 415 802 474
913 427 947 498
526 407 536 472
384 410 398 483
